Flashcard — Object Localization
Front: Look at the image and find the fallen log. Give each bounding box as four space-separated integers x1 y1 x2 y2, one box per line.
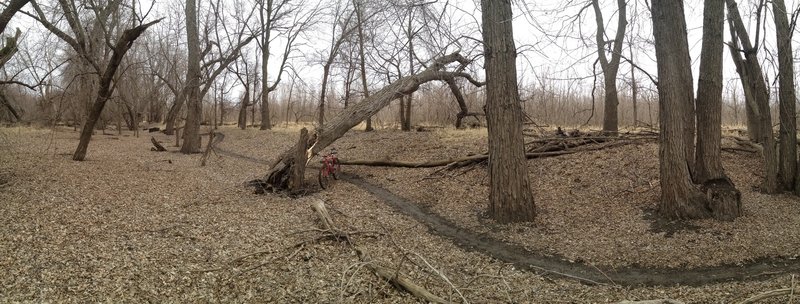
150 137 167 152
338 141 631 169
737 287 795 304
616 300 685 304
309 200 451 304
258 52 483 191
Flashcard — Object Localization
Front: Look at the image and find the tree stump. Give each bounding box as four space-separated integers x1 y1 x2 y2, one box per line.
702 178 742 221
289 128 308 192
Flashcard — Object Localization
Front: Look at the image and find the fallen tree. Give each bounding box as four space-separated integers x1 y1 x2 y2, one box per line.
339 140 634 169
256 53 484 191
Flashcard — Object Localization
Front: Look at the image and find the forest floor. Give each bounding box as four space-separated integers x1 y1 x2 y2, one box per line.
0 125 799 303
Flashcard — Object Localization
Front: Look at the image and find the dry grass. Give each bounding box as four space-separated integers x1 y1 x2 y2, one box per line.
0 126 797 303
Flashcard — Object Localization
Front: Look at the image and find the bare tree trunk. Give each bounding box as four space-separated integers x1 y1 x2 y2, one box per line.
354 0 373 132
164 91 185 135
259 0 273 130
726 0 779 193
180 0 202 154
695 0 741 220
772 0 798 191
73 20 160 160
238 91 249 130
447 78 483 129
481 0 536 223
402 10 414 131
630 42 637 127
592 0 627 134
290 128 308 191
651 0 711 219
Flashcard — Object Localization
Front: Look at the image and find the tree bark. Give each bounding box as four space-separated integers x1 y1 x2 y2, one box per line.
180 0 202 154
695 0 741 220
73 20 160 160
772 0 798 191
238 89 250 129
259 0 273 130
726 0 779 193
354 0 373 132
290 128 308 192
651 0 711 219
481 0 536 223
592 0 627 134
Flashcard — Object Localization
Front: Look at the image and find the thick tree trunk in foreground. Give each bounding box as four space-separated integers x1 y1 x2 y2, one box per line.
73 20 160 160
773 0 798 191
481 0 536 223
726 0 779 193
694 0 741 220
652 0 711 219
180 0 202 154
259 53 480 190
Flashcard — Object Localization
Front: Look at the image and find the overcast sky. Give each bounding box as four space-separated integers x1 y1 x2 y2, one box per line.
4 0 798 101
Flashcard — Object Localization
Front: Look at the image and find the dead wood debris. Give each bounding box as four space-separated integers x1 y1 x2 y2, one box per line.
150 136 167 151
309 199 452 304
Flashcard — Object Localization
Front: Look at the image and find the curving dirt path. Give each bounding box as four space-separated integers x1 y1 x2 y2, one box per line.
212 132 800 287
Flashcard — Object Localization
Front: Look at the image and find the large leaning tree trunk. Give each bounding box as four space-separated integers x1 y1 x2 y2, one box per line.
726 0 779 193
481 0 536 223
772 0 798 191
0 0 30 69
592 0 627 134
652 0 711 219
257 53 483 190
181 0 202 154
694 0 741 220
73 20 161 161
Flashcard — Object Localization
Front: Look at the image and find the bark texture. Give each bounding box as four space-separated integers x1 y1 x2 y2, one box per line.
180 0 202 154
481 0 536 223
694 0 741 220
772 0 797 191
726 0 779 193
652 0 711 219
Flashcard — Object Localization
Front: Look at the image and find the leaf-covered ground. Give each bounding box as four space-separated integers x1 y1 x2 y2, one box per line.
0 126 797 303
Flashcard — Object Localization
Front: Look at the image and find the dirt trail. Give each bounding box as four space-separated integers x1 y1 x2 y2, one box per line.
213 132 800 286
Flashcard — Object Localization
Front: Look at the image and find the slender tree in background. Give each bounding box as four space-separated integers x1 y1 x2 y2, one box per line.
772 0 797 192
726 0 778 193
481 0 536 223
353 0 373 131
592 0 626 134
181 0 202 153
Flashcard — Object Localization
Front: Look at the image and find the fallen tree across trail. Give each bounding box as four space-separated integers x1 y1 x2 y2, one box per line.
256 52 484 191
